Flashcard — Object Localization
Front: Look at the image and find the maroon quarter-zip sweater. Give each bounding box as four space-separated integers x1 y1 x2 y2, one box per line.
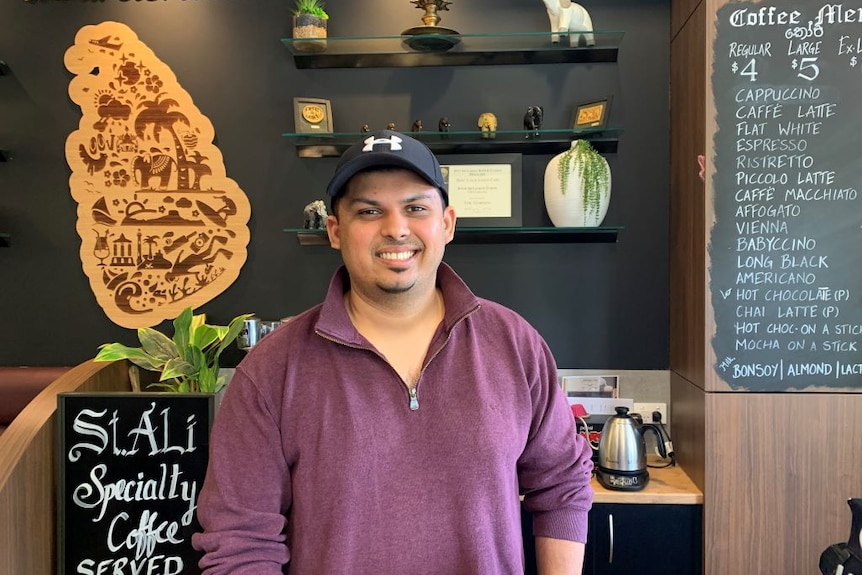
193 264 593 574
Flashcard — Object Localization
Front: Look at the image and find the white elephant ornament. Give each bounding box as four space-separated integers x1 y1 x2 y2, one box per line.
542 0 595 46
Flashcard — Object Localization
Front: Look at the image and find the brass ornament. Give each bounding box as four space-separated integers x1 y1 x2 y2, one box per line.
402 0 460 51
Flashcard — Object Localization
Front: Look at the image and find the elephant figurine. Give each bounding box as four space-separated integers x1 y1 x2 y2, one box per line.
542 0 595 46
133 151 177 190
477 112 498 139
438 117 451 139
303 199 328 230
523 106 543 139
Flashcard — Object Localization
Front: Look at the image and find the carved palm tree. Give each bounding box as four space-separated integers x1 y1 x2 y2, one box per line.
134 94 192 190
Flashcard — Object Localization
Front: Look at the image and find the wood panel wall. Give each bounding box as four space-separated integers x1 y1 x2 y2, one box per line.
670 0 708 389
0 360 132 575
704 392 862 574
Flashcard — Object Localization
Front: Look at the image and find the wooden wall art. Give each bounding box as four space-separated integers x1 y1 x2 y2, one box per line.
64 21 251 328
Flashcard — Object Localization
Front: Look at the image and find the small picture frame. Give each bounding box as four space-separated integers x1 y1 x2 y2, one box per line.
294 97 333 134
573 96 612 130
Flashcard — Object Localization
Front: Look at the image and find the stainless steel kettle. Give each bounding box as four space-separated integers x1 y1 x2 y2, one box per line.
596 406 668 491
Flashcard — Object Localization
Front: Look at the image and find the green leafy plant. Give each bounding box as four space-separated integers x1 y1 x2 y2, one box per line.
94 307 253 393
293 0 329 19
557 139 610 220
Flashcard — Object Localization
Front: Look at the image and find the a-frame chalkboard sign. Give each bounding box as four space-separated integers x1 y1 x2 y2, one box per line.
57 392 215 575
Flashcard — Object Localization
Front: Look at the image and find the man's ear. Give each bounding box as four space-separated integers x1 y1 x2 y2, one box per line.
443 205 456 244
325 214 341 250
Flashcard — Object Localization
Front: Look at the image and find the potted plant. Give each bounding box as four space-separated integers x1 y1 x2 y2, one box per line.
292 0 329 53
543 139 612 227
94 306 253 394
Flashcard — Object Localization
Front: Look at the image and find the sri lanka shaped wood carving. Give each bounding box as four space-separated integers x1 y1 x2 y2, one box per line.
64 22 251 328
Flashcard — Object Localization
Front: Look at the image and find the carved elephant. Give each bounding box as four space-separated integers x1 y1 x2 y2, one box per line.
303 200 328 230
542 0 595 46
133 152 176 189
524 106 544 138
477 112 498 139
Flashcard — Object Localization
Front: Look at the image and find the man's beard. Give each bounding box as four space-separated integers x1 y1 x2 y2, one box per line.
377 270 415 294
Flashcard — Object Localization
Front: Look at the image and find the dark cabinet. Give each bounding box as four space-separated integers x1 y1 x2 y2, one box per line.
588 503 702 575
522 502 702 575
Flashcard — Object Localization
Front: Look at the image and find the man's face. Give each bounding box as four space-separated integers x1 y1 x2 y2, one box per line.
326 168 456 302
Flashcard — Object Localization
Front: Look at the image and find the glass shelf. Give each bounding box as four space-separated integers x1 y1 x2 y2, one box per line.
281 30 623 69
0 233 10 247
283 128 620 158
285 226 621 246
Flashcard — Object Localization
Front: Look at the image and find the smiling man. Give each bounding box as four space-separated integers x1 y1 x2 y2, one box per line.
193 130 594 575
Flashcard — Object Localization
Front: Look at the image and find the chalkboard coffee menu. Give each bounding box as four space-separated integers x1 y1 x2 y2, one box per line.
58 393 214 575
711 1 862 391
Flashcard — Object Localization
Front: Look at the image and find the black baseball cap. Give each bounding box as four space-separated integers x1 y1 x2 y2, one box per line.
325 130 448 206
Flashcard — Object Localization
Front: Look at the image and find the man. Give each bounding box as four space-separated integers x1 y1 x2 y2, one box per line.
192 130 594 574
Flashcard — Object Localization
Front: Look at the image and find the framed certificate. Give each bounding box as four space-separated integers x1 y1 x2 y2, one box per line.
293 97 333 134
573 96 612 130
438 153 522 228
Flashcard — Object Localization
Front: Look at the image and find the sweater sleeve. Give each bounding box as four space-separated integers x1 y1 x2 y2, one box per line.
191 366 291 574
517 334 594 543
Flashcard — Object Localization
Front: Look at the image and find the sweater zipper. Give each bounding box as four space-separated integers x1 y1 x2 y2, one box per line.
316 329 415 408
315 302 480 412
408 303 481 411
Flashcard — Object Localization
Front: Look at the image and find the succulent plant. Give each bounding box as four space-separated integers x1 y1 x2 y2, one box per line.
293 0 328 19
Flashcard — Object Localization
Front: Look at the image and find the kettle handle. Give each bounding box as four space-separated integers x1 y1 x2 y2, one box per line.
639 424 668 459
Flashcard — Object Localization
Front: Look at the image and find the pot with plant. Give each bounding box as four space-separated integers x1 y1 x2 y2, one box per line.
543 139 612 227
94 306 253 396
292 0 329 53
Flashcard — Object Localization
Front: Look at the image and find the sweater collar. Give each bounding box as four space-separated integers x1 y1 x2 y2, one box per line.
315 262 480 345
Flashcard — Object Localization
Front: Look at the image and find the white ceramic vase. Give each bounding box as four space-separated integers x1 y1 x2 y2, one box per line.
543 139 611 227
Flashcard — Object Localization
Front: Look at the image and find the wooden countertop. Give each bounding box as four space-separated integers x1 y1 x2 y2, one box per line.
591 460 703 504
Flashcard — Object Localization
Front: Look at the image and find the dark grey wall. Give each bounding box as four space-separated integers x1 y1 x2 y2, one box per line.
0 0 669 369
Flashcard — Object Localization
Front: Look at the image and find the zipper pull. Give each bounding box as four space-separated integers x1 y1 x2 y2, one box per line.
409 387 419 411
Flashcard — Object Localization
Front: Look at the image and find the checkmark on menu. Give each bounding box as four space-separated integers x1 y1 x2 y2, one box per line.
721 288 732 299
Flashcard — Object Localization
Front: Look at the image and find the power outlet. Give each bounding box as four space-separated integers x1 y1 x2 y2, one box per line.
632 402 668 425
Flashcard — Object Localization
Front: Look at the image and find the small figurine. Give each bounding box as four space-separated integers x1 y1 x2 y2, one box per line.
542 0 595 46
360 124 370 133
412 119 423 132
387 122 397 130
523 105 543 139
438 117 451 138
303 199 328 230
477 112 498 139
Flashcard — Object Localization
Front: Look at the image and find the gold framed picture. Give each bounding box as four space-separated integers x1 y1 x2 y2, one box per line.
573 96 612 130
294 97 333 134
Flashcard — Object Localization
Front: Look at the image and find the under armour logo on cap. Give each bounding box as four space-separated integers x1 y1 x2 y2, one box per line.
362 135 403 152
326 130 448 206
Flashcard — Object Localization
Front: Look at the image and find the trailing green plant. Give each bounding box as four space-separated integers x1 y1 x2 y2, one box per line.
293 0 329 19
557 139 610 220
94 307 253 393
